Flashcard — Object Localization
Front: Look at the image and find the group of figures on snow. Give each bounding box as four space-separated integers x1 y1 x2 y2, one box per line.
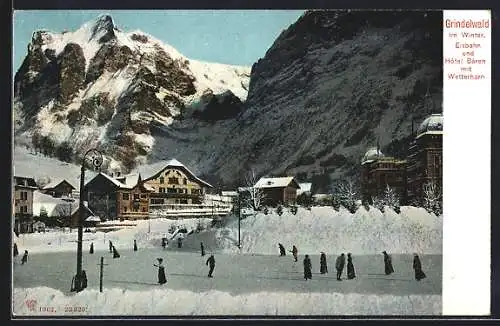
278 243 427 282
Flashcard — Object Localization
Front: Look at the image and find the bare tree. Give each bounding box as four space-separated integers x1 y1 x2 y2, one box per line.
335 179 359 213
243 169 266 211
423 181 442 216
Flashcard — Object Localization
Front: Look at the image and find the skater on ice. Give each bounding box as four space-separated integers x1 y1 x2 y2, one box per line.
335 253 345 281
109 240 113 253
413 254 427 281
162 238 167 249
13 243 18 257
303 254 312 280
177 236 183 248
320 252 328 274
153 258 167 284
134 240 138 252
291 245 298 262
347 253 356 279
278 243 286 256
89 242 94 254
382 251 394 275
206 254 216 278
81 270 88 289
112 246 120 258
21 250 29 265
200 242 205 256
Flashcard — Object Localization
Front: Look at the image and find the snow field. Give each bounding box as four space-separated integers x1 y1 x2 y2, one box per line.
13 287 440 315
216 206 442 255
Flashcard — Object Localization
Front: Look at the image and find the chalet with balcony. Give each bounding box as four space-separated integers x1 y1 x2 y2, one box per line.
141 159 213 207
254 176 300 206
13 176 38 233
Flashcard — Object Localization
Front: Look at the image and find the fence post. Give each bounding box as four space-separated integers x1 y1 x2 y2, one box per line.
98 256 108 293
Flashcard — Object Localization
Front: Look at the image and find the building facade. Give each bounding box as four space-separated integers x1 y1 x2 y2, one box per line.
360 148 407 204
41 179 75 198
254 177 300 206
406 113 443 205
143 159 213 207
13 176 38 233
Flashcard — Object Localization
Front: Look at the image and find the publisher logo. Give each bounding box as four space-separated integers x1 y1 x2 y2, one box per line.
25 299 37 312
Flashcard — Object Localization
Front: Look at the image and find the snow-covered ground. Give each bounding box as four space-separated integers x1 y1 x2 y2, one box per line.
12 206 442 315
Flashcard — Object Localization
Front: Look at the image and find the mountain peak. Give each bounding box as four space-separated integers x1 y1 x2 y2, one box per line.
89 14 116 43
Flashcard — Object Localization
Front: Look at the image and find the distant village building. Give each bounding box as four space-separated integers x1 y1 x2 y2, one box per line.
40 179 75 198
360 147 407 204
406 113 443 204
13 176 38 234
254 176 300 206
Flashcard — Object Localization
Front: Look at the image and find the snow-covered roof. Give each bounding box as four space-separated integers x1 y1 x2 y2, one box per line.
115 174 140 188
141 159 213 188
254 177 299 189
361 147 384 165
297 183 312 195
95 172 134 189
416 113 443 139
42 179 75 190
221 191 238 197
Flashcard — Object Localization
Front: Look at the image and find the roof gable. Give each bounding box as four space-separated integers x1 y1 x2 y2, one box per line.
14 176 38 188
42 179 76 190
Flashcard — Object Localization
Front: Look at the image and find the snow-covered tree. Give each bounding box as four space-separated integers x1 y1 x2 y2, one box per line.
243 169 266 210
335 179 359 213
276 205 283 216
373 184 401 213
423 181 442 216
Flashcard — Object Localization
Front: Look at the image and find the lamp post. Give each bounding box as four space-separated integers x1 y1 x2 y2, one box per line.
237 191 241 249
72 148 102 292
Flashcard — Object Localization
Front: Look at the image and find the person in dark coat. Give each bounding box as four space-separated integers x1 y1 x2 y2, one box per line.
413 254 427 281
81 270 88 289
13 243 19 257
320 252 328 274
162 238 166 249
177 237 183 248
382 251 395 275
153 258 167 284
303 254 312 280
278 243 286 256
112 246 120 258
89 242 94 254
109 240 113 253
347 253 356 279
335 253 346 281
134 240 138 252
291 245 298 262
21 250 28 265
206 254 215 278
200 242 205 256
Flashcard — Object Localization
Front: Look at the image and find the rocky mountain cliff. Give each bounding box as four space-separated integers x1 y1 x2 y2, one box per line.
14 11 442 191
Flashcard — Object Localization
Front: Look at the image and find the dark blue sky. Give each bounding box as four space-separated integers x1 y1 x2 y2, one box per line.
13 10 304 72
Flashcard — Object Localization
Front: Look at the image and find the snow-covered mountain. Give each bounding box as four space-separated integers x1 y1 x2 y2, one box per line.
14 11 442 190
14 14 250 172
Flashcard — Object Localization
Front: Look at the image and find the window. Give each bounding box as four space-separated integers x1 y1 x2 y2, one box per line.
134 194 140 200
21 206 27 213
159 177 164 184
168 177 179 185
141 194 147 199
151 198 164 205
123 193 129 200
142 207 147 212
183 178 187 185
20 191 28 200
159 187 165 193
180 199 188 204
167 188 177 193
124 206 128 212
